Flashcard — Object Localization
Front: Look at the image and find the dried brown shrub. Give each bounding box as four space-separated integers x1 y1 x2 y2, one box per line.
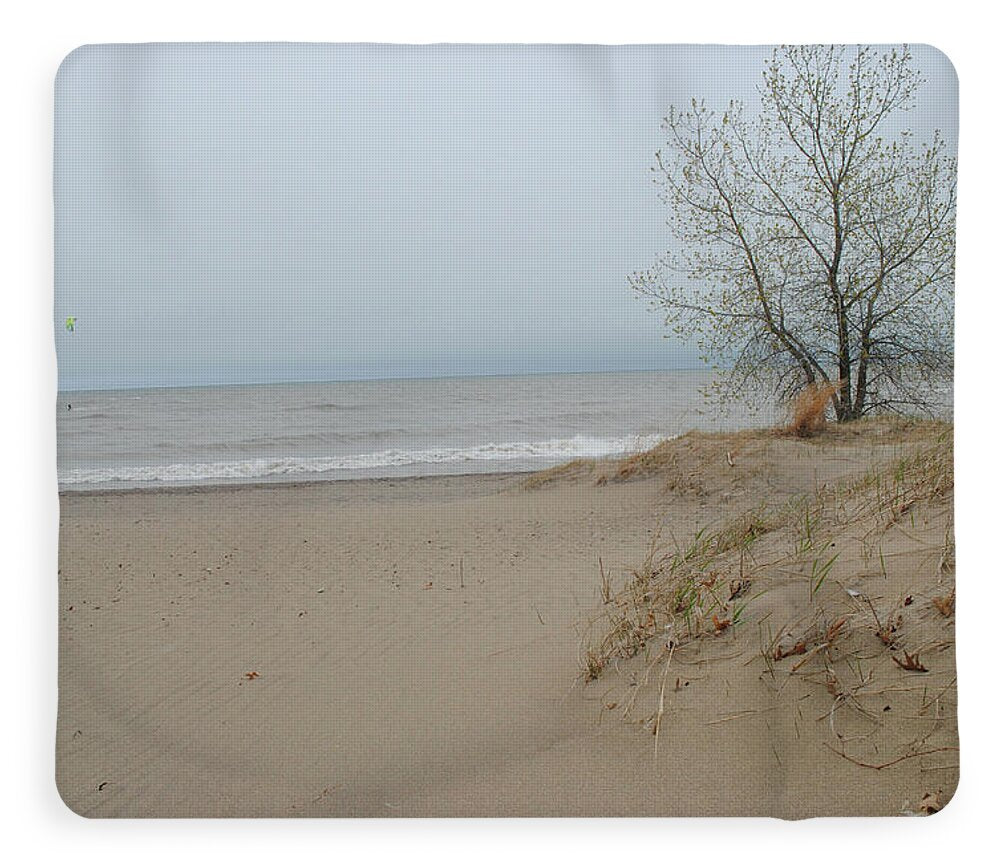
785 382 841 437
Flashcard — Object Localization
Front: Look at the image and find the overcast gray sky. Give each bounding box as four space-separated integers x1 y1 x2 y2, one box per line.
54 44 957 390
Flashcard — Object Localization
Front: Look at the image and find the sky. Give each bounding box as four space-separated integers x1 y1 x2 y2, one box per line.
54 44 958 390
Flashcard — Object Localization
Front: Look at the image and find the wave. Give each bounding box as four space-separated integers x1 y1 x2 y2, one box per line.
294 402 367 413
59 433 670 486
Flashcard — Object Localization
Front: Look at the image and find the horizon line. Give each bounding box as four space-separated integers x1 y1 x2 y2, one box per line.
58 363 720 394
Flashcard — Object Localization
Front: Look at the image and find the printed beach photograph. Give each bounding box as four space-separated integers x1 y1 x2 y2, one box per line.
55 43 957 818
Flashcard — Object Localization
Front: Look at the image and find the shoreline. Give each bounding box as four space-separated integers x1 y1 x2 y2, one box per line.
57 468 535 499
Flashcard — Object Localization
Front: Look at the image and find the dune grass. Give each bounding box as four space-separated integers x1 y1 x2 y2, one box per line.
579 420 954 756
520 458 597 490
521 412 951 496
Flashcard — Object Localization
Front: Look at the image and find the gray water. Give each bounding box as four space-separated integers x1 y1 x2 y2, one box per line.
57 369 772 490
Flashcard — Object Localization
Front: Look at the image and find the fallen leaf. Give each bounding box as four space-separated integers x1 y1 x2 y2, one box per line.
877 613 904 646
243 671 260 680
711 613 731 633
892 651 928 672
422 581 433 590
774 639 808 660
919 790 942 814
932 589 955 617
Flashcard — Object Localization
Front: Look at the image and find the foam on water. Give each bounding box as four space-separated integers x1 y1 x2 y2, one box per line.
59 432 670 486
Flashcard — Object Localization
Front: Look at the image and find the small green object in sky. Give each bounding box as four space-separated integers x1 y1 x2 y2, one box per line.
65 316 76 333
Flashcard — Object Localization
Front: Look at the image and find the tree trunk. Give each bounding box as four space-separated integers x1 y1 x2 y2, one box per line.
853 333 872 419
834 298 854 422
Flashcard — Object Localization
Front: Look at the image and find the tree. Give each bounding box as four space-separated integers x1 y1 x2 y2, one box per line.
631 45 955 421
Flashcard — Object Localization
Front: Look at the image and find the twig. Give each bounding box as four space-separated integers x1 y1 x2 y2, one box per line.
863 595 884 634
824 743 958 770
790 641 829 673
706 705 785 725
686 649 744 665
654 644 676 759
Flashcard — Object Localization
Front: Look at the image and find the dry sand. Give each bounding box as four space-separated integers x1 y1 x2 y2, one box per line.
56 421 958 817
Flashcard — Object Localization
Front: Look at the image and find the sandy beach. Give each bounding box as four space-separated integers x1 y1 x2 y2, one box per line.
56 420 957 818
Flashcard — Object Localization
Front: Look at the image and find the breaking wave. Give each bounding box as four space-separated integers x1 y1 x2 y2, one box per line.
59 433 670 486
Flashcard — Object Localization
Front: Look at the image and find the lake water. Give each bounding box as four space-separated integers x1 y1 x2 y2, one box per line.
57 369 775 490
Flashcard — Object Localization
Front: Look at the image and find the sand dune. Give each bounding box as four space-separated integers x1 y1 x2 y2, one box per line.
56 421 957 817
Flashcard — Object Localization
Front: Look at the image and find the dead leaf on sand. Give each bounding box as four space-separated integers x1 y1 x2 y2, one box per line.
877 613 904 646
422 581 433 590
774 639 808 661
243 671 260 680
892 651 928 672
711 613 731 633
932 589 955 617
919 790 943 814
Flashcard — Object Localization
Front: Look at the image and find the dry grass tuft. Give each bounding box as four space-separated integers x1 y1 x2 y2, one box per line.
579 514 765 686
607 429 766 493
613 438 681 481
785 382 841 437
842 433 953 529
520 458 596 490
814 415 952 444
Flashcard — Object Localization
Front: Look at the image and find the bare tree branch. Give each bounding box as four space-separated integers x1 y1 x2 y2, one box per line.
633 45 954 421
